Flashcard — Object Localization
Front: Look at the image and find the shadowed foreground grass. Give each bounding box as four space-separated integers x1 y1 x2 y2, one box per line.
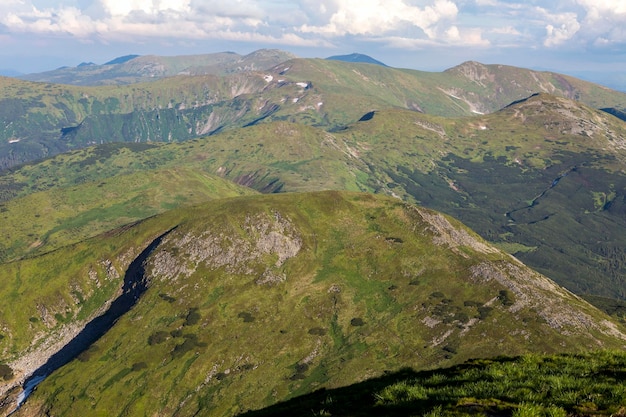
240 350 626 417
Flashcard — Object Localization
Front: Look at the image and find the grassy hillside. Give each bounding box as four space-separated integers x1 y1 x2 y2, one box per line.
0 163 256 262
339 95 626 297
0 72 273 168
240 350 626 417
8 191 626 417
3 56 625 169
2 93 625 299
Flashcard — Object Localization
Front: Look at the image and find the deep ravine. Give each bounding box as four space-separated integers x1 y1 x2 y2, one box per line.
6 228 174 415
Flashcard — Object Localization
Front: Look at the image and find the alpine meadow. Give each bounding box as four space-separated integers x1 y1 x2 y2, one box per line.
1 50 626 417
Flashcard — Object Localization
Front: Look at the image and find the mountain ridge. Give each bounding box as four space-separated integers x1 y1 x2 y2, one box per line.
3 55 625 171
4 191 625 417
2 93 625 299
18 49 296 86
2 51 626 415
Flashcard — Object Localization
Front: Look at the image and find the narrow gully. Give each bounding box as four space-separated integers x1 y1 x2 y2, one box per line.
9 228 173 414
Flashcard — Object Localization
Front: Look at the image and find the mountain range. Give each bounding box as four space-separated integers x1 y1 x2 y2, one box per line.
1 49 626 416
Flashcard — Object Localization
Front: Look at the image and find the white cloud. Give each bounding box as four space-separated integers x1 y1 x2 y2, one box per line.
1 0 626 57
490 26 521 36
539 9 580 47
0 5 105 37
573 0 626 45
100 0 192 17
299 0 459 39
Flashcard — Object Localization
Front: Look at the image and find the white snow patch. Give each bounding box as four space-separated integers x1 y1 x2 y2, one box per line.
296 82 309 88
8 139 20 144
264 75 273 83
292 97 299 103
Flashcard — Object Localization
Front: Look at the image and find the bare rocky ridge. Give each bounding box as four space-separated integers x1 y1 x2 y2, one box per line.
469 261 626 341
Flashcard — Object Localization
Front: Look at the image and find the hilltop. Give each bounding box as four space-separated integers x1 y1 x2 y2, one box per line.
5 191 625 417
326 52 388 66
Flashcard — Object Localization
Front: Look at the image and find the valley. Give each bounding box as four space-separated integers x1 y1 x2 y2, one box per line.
1 50 626 416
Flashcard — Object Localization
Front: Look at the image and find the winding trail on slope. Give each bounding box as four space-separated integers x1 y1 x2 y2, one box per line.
9 228 174 414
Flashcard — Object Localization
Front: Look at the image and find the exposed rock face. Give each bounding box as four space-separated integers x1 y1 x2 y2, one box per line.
149 210 302 285
469 261 626 341
413 207 498 255
409 203 626 346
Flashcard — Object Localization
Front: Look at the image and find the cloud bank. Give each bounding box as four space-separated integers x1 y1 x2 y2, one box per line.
1 0 626 55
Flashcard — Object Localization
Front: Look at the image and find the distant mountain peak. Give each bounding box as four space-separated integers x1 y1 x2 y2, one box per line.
104 54 141 65
326 53 388 67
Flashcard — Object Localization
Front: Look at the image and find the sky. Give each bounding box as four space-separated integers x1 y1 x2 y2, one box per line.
0 0 625 86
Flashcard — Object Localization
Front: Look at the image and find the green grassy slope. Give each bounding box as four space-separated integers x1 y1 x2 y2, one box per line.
0 164 256 262
10 191 626 417
3 57 625 170
268 58 626 122
337 95 626 297
0 72 272 168
3 93 624 298
240 350 626 417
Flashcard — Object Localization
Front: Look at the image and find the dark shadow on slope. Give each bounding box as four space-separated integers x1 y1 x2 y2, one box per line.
15 227 174 409
237 351 626 416
503 92 540 109
600 107 626 122
237 367 422 417
236 359 520 417
358 111 376 121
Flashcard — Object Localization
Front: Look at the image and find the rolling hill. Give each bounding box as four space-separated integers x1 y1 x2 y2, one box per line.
2 51 626 416
4 191 625 417
2 52 625 170
2 93 624 299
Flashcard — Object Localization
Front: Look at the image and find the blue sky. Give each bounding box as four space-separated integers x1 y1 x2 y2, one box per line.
1 0 625 86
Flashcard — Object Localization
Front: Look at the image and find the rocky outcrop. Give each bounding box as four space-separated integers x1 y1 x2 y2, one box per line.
149 211 302 285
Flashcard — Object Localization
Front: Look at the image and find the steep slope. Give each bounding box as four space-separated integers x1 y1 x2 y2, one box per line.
440 61 625 114
265 58 626 121
0 72 275 169
5 191 625 417
342 94 626 297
